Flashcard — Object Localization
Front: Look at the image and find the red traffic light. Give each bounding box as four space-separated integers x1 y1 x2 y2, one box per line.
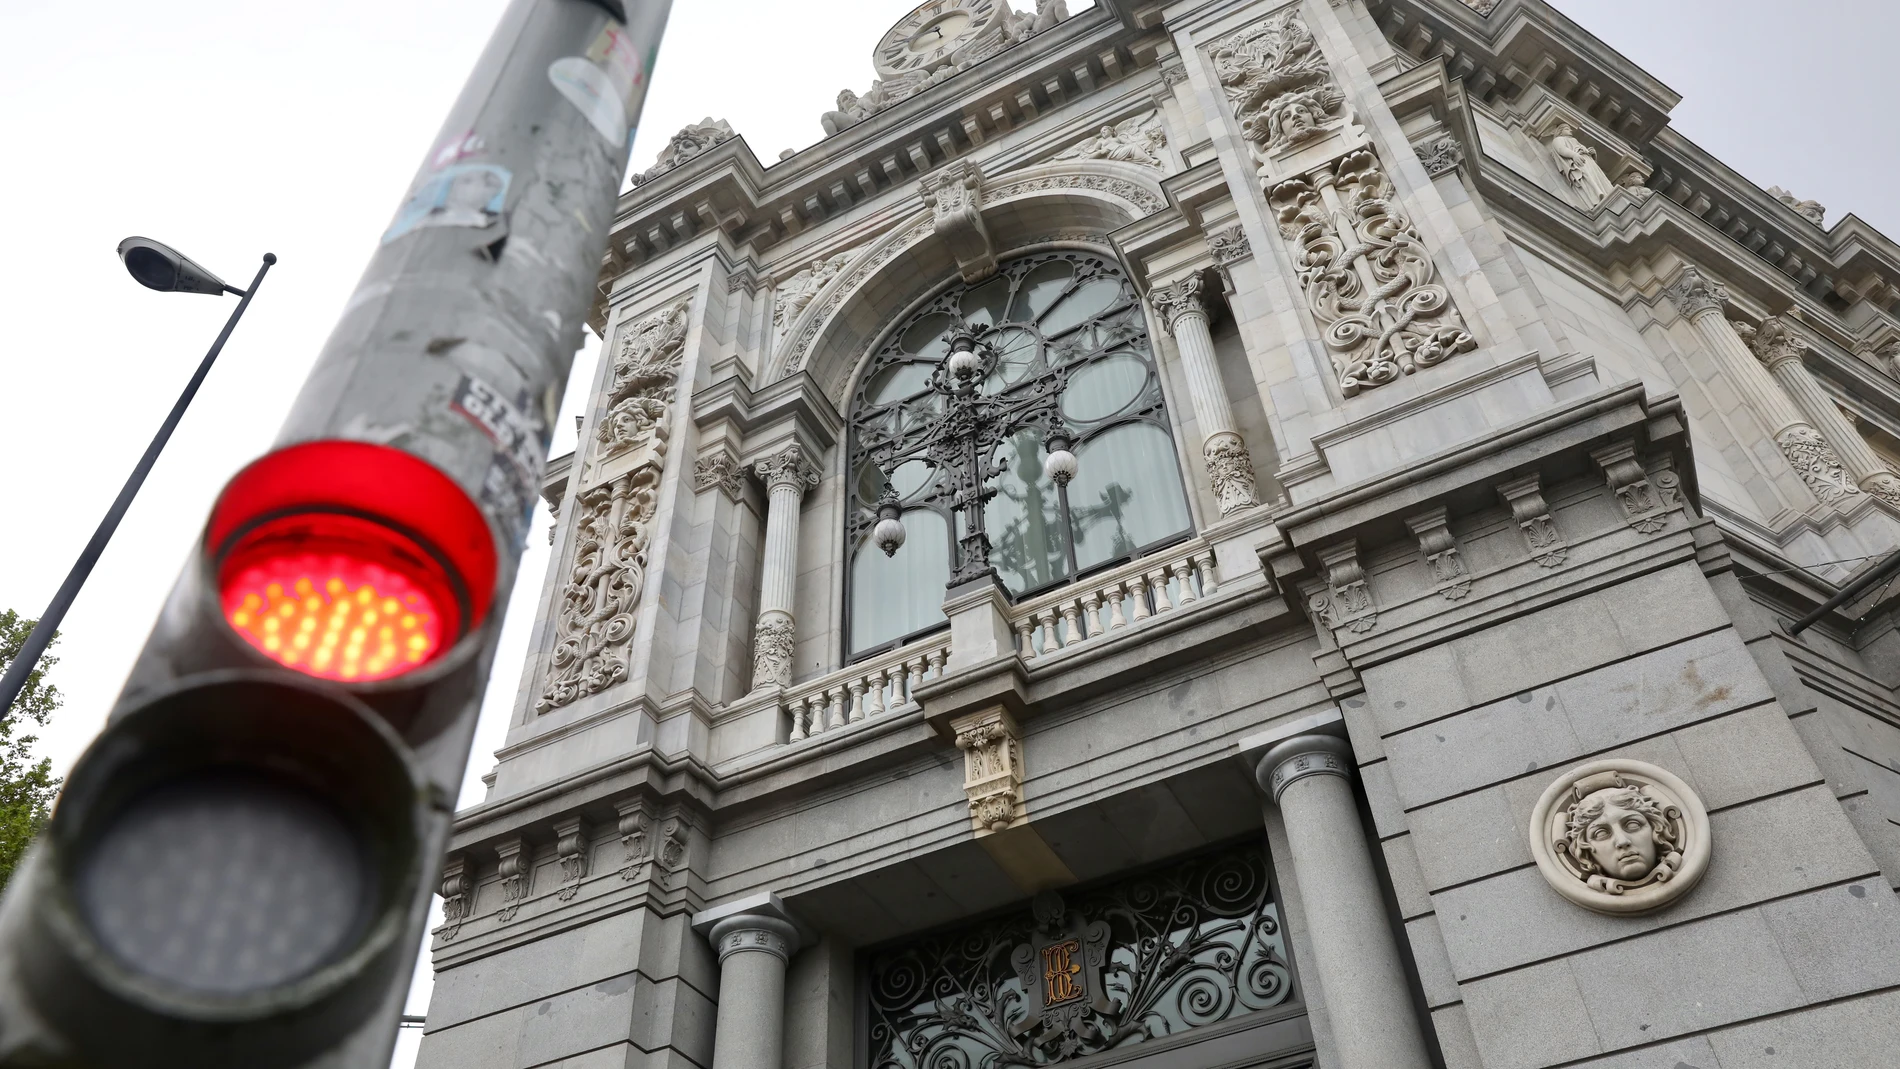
206 441 498 682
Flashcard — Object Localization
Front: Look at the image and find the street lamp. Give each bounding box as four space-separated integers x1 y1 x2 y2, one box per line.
0 239 274 716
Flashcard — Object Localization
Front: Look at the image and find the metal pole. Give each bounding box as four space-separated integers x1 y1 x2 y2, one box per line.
0 254 274 715
1787 549 1900 635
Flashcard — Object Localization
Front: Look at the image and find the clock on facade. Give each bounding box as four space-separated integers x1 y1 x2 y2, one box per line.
874 0 1005 77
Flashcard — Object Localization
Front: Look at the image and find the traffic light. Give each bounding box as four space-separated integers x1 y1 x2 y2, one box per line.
0 0 672 1064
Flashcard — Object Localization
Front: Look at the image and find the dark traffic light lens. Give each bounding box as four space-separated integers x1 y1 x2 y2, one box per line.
77 773 372 994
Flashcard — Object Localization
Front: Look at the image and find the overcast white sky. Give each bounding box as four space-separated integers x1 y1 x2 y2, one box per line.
0 1 1891 1064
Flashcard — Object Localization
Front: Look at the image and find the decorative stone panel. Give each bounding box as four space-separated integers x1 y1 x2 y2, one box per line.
1529 759 1711 915
952 706 1024 834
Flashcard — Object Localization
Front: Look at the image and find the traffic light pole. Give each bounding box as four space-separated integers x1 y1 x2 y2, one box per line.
0 1 670 1065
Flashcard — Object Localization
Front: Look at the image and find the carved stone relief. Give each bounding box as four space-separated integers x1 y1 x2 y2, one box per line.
1768 185 1826 226
1308 541 1376 634
554 817 589 901
1529 759 1711 915
538 467 662 710
1405 508 1470 601
1543 122 1615 208
599 299 690 463
1052 112 1167 168
1732 317 1863 505
631 118 736 186
751 612 796 690
615 797 655 881
1204 433 1262 515
1271 149 1477 395
1211 10 1349 168
1208 225 1251 266
1415 137 1463 178
1593 442 1682 534
495 835 529 923
1498 473 1568 568
692 447 746 501
953 707 1024 834
923 160 998 282
774 251 853 338
438 854 471 941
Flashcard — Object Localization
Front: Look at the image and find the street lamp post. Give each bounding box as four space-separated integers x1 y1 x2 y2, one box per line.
0 239 273 715
866 328 1079 591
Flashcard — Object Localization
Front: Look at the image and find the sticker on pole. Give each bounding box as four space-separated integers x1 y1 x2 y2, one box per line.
549 57 627 147
381 164 511 245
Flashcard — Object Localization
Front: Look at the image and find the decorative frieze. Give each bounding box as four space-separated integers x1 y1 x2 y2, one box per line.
1211 10 1349 166
1498 473 1568 568
952 707 1024 834
1270 150 1477 395
1052 112 1167 167
1529 759 1711 915
1309 540 1377 634
495 835 530 923
1404 508 1470 601
553 817 589 901
538 467 662 711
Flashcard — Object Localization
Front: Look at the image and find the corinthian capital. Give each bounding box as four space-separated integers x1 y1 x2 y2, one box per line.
1662 267 1730 319
1150 275 1208 336
753 444 821 495
1731 315 1808 369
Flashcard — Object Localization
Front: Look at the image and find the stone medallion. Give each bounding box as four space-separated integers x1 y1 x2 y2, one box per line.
1528 759 1711 915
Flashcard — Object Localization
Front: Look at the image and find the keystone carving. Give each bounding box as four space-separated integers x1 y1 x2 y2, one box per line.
1271 150 1476 395
922 161 997 282
1212 10 1349 166
953 707 1024 835
1529 759 1711 915
1498 474 1568 568
1405 507 1470 601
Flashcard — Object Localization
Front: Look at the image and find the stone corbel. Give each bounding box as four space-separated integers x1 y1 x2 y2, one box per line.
1592 441 1679 535
495 834 530 923
554 817 589 901
615 796 656 881
921 160 997 282
438 853 471 941
692 444 746 501
1498 473 1568 568
1404 507 1470 600
1309 540 1377 634
952 706 1024 835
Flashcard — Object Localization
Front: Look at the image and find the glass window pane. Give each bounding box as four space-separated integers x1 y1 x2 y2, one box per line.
985 429 1068 595
1006 260 1074 323
856 459 935 505
1068 423 1190 570
1061 353 1149 423
960 276 1010 328
980 327 1039 393
868 361 933 405
849 510 950 654
900 312 954 360
1038 276 1123 336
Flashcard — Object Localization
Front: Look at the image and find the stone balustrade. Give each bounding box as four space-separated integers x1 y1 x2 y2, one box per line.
786 635 952 742
1012 540 1220 661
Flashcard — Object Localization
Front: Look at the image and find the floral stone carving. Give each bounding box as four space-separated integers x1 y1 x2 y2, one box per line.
752 611 796 690
1529 759 1711 915
953 707 1023 834
599 299 689 463
1212 9 1348 166
538 467 661 710
1271 149 1476 395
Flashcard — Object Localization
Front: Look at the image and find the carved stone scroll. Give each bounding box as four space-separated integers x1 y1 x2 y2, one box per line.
615 797 655 881
922 160 997 282
1593 442 1677 535
554 818 589 901
538 466 662 711
1498 474 1567 568
1271 149 1476 395
438 854 471 941
1405 508 1470 601
953 707 1024 835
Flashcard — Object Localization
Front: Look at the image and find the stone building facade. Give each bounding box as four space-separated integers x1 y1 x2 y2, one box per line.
416 2 1900 1067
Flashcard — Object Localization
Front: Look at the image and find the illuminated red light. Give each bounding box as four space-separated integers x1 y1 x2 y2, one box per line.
206 441 497 683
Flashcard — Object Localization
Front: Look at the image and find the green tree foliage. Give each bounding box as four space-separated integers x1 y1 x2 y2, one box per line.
0 610 61 890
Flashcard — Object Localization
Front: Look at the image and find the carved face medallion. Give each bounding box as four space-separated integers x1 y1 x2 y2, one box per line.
1529 759 1710 915
875 0 1002 77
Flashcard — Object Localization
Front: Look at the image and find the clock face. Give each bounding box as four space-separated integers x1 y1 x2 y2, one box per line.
874 0 1002 78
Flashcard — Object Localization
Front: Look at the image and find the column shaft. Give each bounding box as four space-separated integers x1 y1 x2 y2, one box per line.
760 481 801 616
1152 276 1259 515
749 446 818 690
1259 736 1430 1069
1748 317 1900 504
1684 309 1807 435
708 916 798 1069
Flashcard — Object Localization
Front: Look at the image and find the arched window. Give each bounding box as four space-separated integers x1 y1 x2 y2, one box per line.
845 251 1193 657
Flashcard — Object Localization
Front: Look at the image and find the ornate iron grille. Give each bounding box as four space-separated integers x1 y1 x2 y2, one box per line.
864 843 1295 1068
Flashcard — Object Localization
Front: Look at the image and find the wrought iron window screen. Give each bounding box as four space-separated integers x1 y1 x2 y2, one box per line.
862 842 1297 1069
846 252 1193 655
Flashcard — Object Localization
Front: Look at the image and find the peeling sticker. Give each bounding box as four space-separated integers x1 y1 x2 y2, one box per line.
450 374 549 533
549 57 626 147
382 164 511 245
430 129 487 169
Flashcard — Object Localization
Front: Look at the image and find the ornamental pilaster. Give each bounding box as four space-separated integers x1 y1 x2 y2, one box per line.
1736 316 1900 506
749 444 821 691
1149 276 1260 515
1663 267 1857 507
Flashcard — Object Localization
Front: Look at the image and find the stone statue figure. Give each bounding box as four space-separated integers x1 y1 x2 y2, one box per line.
822 89 866 136
1545 122 1615 206
1560 777 1683 893
1768 185 1827 226
1052 113 1167 167
1004 0 1069 42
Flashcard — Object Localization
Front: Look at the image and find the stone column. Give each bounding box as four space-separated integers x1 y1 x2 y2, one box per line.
1664 267 1859 506
1151 275 1260 515
1256 735 1430 1069
749 444 820 690
708 912 800 1069
1740 316 1900 505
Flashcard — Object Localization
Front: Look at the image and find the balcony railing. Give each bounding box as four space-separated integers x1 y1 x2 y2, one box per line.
1011 539 1219 661
787 632 952 742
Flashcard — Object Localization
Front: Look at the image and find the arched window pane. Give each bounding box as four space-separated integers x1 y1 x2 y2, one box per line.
849 509 951 655
1070 423 1191 571
986 429 1068 594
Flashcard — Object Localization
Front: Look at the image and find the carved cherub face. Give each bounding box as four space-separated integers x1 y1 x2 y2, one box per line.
837 89 858 109
1566 786 1668 881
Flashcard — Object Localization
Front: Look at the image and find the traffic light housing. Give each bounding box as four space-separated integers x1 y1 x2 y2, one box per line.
0 0 674 1063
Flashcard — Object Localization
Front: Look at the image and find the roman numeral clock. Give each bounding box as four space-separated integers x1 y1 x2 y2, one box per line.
874 0 1004 77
